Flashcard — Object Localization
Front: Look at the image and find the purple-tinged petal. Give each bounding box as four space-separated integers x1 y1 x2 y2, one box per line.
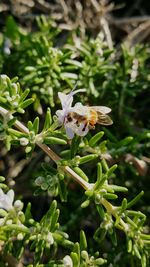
55 110 65 124
7 189 14 203
0 189 14 211
58 89 85 111
58 92 73 110
65 125 75 139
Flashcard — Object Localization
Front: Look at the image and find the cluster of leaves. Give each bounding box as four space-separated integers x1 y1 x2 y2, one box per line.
1 17 150 160
0 14 150 267
0 75 150 267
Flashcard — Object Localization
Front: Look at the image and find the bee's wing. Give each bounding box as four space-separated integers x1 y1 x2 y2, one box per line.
73 102 88 116
97 114 113 125
92 106 111 114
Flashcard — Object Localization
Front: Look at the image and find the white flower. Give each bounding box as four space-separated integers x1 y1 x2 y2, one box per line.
14 200 24 211
0 189 23 212
56 89 86 139
55 92 73 124
17 233 24 240
0 189 14 211
65 120 89 139
56 89 84 124
56 90 112 139
20 137 29 146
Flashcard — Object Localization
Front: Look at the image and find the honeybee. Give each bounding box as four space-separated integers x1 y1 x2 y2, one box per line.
65 103 113 133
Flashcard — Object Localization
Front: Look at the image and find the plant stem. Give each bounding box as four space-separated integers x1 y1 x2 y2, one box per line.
0 106 90 190
0 106 129 230
37 142 91 189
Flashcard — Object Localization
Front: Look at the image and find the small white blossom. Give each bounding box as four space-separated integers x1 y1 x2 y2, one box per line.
6 219 13 225
0 189 23 212
14 200 24 211
56 90 76 124
17 233 24 240
0 189 14 211
56 90 112 139
20 137 29 146
56 89 87 139
67 102 89 137
63 255 73 267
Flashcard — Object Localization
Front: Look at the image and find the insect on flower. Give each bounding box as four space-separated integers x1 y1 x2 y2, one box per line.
56 89 85 124
56 90 113 139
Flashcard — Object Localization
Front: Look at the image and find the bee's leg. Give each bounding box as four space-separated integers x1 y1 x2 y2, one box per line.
82 122 88 132
76 120 80 126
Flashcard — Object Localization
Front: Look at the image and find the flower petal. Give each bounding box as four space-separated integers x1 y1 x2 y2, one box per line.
65 125 75 139
7 189 14 204
58 89 85 111
55 110 65 124
58 92 73 110
75 123 89 136
0 189 14 211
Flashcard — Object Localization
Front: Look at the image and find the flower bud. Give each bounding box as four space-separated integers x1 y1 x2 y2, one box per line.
63 255 73 267
17 233 24 240
20 137 29 146
47 232 54 245
14 200 23 211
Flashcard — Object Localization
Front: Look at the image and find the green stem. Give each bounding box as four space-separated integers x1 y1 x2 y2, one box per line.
0 106 90 190
0 106 136 233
